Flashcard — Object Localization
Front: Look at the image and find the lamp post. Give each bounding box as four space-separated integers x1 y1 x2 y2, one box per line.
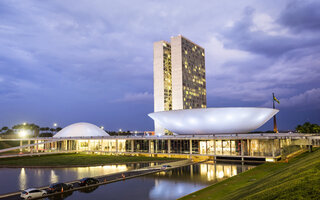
53 123 58 135
118 129 122 136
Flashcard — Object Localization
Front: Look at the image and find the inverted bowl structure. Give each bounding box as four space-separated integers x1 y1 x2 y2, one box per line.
148 107 279 134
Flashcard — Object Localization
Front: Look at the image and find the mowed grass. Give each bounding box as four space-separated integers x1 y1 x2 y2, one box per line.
179 148 320 200
0 141 20 149
0 153 180 166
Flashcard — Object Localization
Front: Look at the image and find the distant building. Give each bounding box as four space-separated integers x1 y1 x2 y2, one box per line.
153 35 206 135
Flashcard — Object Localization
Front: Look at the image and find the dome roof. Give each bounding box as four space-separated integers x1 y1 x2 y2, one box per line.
53 122 109 138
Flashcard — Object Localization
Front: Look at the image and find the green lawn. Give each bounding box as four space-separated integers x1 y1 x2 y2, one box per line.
0 141 20 149
180 148 320 200
0 153 181 166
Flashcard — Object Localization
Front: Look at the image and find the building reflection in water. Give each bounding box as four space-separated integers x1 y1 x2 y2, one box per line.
149 163 256 200
75 165 128 180
19 168 27 190
50 170 59 183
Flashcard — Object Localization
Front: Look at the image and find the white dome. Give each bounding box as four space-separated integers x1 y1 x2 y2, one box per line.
149 107 279 135
53 122 109 138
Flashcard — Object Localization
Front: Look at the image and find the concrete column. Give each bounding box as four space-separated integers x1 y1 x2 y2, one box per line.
65 140 68 151
88 140 91 152
229 140 232 155
214 140 216 157
36 140 39 153
221 140 223 155
189 139 192 155
272 139 275 157
101 140 105 152
247 139 251 156
20 140 23 153
241 139 244 156
131 140 134 153
168 140 171 154
116 139 118 153
155 140 158 154
258 140 260 156
76 140 79 153
28 140 31 152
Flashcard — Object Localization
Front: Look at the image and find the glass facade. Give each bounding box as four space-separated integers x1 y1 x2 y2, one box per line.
181 37 206 109
20 137 303 160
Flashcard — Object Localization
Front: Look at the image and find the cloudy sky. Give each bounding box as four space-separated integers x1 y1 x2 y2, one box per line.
0 0 319 131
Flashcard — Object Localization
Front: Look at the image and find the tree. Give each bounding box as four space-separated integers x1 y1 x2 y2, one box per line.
39 132 53 137
295 122 320 133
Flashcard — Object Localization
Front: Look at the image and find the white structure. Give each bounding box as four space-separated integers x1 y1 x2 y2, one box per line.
148 107 279 134
53 122 109 138
153 35 206 135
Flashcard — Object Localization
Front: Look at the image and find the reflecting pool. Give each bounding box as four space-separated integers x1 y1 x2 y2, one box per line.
0 162 153 194
0 162 256 200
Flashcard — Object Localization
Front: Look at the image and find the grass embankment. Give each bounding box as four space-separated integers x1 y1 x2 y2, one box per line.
0 141 20 149
0 153 181 167
0 141 22 155
180 148 320 200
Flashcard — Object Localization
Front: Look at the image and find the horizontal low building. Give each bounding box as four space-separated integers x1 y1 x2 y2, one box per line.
1 122 318 162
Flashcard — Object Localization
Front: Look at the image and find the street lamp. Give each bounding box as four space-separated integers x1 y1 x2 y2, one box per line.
19 130 27 138
100 126 104 130
53 123 57 127
118 129 122 136
23 122 27 126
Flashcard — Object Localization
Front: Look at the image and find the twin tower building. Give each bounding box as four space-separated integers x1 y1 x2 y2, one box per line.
153 35 207 135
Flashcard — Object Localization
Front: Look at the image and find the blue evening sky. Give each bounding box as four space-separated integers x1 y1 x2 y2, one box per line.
0 0 319 131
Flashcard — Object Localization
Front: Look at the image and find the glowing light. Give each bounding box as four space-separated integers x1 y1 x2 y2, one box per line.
100 126 104 130
217 171 224 178
19 168 26 190
19 130 27 138
23 122 26 126
53 123 58 127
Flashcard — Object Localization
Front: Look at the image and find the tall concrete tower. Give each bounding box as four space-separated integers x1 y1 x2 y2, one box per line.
153 35 206 135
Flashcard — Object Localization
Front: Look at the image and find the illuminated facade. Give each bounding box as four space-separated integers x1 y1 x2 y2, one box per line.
149 107 279 134
171 35 206 110
154 35 206 135
4 133 312 162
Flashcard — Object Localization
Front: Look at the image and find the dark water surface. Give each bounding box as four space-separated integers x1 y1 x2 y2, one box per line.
0 162 154 194
0 162 256 200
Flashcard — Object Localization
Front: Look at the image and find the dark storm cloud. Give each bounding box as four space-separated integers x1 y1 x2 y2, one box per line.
222 6 320 58
278 0 320 32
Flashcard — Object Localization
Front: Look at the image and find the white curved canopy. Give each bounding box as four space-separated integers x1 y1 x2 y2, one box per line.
53 122 109 138
148 107 279 134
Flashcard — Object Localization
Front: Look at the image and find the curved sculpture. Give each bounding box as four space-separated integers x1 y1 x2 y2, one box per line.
53 122 109 138
148 107 279 134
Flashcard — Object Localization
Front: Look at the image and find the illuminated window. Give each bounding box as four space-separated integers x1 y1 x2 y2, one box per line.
185 50 188 54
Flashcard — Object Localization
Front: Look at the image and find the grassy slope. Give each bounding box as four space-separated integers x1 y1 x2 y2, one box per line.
0 153 180 166
0 141 20 149
180 148 320 200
